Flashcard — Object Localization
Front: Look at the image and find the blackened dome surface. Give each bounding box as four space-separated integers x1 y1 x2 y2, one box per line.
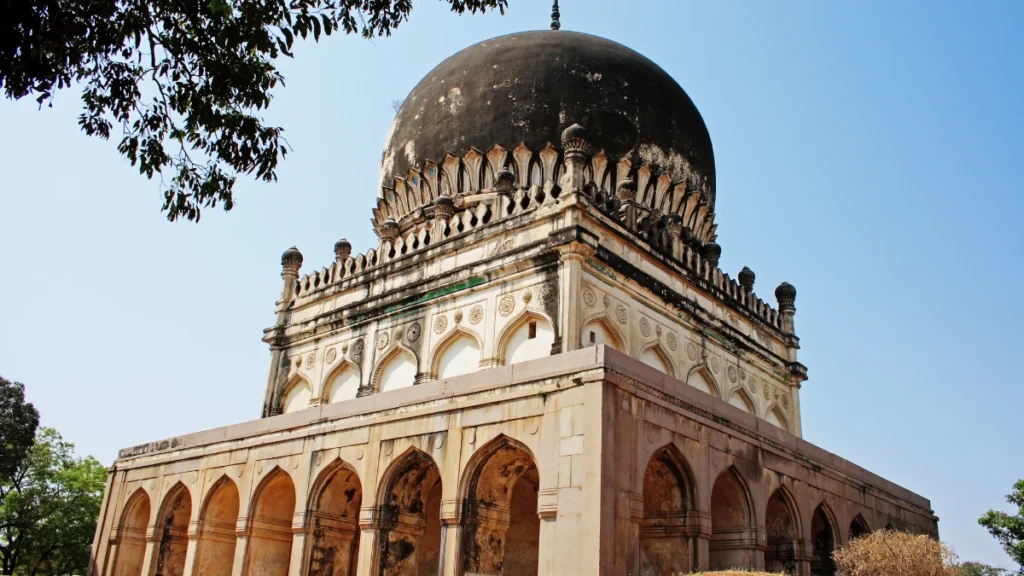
381 31 715 202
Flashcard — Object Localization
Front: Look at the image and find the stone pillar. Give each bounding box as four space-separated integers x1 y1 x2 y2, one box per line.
354 507 382 576
535 489 559 576
139 531 160 576
553 239 597 353
690 511 712 572
560 124 590 194
180 525 200 576
263 247 304 417
775 282 807 436
230 524 248 576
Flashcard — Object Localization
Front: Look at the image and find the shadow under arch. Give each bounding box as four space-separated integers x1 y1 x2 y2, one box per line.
322 358 362 403
458 433 541 576
428 324 484 380
495 308 555 366
154 481 192 576
640 443 697 574
111 488 151 576
375 446 443 576
811 501 840 576
305 458 363 576
194 475 240 576
637 340 676 377
849 512 870 541
709 465 757 570
371 343 419 393
243 466 296 576
685 363 721 399
765 485 802 575
580 311 626 352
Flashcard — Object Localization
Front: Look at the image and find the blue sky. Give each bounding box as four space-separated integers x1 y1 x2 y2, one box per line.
1 0 1021 568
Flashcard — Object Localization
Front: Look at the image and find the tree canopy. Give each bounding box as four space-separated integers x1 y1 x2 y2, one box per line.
980 479 1024 574
0 377 40 484
1 0 508 221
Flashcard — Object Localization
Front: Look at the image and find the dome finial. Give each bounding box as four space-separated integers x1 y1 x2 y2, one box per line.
550 0 561 30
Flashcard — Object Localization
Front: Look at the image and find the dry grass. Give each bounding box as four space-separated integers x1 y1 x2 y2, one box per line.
690 572 785 576
834 529 959 576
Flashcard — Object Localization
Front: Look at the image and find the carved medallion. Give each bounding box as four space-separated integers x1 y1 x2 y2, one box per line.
667 332 678 351
603 294 610 307
781 393 790 410
469 305 484 325
325 347 337 365
522 290 533 304
616 305 628 325
433 315 448 334
407 322 421 342
639 317 651 337
499 295 516 317
728 365 737 383
582 286 597 307
747 375 758 395
394 326 404 341
686 342 698 362
376 331 389 350
304 353 316 370
540 282 556 305
739 367 747 381
655 325 662 337
454 309 464 323
315 452 324 466
763 382 771 401
710 356 720 373
352 339 364 358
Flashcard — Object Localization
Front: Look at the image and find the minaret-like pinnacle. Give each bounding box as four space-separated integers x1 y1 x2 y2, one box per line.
550 0 561 30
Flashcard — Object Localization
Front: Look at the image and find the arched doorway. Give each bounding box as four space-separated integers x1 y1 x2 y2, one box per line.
194 477 240 576
111 489 151 576
377 450 442 576
460 436 540 576
640 446 694 575
306 461 362 576
154 483 191 576
811 504 837 576
764 488 799 574
849 514 869 541
244 469 296 576
709 468 755 570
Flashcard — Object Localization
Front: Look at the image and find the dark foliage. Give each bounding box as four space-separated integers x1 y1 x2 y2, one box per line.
0 377 40 484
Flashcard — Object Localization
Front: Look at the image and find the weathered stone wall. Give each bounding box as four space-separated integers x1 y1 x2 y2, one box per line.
90 348 935 576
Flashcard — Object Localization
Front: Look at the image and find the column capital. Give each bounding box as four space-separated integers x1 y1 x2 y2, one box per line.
537 488 559 520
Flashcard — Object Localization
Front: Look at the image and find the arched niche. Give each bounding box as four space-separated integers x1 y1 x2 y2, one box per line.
281 376 312 414
194 476 240 576
111 489 151 576
638 343 674 377
765 487 800 575
498 311 554 366
459 435 540 576
243 468 296 576
580 315 625 351
849 514 870 541
325 362 361 404
432 329 482 380
306 461 362 576
765 406 789 431
686 366 720 398
640 445 695 575
377 449 442 576
811 503 838 576
375 347 417 393
154 483 192 576
709 467 756 570
729 389 756 415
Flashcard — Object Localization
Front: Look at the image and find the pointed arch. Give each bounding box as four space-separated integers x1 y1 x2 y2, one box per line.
323 359 362 404
243 467 296 576
371 344 418 393
640 444 697 574
459 434 540 576
729 387 756 415
376 447 443 576
811 502 839 576
111 488 151 576
765 486 801 575
765 404 790 432
306 459 362 576
281 375 313 414
849 513 870 541
580 312 626 352
495 309 554 365
638 341 675 377
709 466 757 570
685 364 721 398
194 475 239 576
154 482 192 576
429 325 483 380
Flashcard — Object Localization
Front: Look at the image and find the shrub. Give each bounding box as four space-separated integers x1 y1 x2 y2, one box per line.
833 529 959 576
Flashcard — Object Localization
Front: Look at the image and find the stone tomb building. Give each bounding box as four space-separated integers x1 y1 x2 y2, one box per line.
89 30 937 576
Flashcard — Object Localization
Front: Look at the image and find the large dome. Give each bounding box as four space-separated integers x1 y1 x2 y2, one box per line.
380 30 716 204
